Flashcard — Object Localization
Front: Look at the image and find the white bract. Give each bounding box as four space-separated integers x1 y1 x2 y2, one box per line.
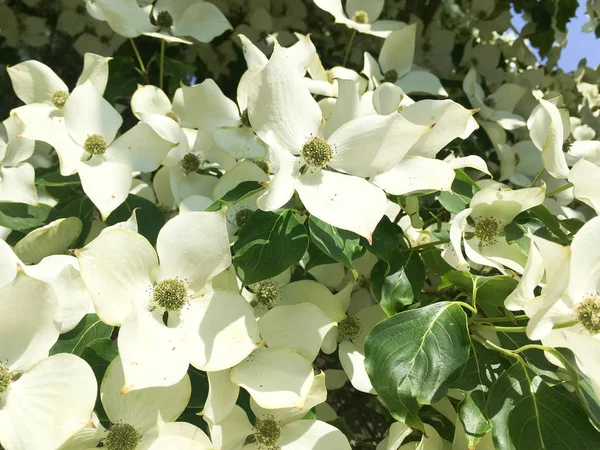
247 44 431 240
76 211 260 391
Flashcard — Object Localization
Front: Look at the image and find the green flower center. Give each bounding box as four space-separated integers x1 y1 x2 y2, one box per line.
337 316 362 342
165 111 180 123
156 10 173 29
240 109 251 128
254 417 281 450
473 217 500 246
104 423 140 450
252 281 279 309
153 279 188 311
52 90 69 108
301 136 332 168
383 70 398 83
0 365 12 394
180 153 201 175
353 10 369 24
576 297 600 334
83 134 108 156
235 208 254 228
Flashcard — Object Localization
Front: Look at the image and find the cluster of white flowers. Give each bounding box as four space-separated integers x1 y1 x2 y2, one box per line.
1 0 600 449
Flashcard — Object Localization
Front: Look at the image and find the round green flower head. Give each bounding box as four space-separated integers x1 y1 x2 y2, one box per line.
165 110 180 123
302 136 333 169
83 134 108 156
0 365 12 394
235 208 254 228
52 90 69 108
576 296 600 334
252 280 279 309
180 153 201 175
254 416 281 450
563 136 575 153
156 10 173 29
484 97 497 109
154 278 188 311
353 10 369 24
384 69 398 83
474 217 500 246
104 423 141 450
337 316 362 342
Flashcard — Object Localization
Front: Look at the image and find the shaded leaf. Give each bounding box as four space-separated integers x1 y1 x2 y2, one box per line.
49 314 113 356
106 194 164 246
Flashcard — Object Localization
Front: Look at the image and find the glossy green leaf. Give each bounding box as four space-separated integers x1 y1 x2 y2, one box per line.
53 196 95 247
206 181 264 212
488 362 600 449
445 271 518 308
0 202 52 230
438 170 480 214
106 194 164 246
364 301 470 431
187 367 209 409
14 217 82 264
307 216 363 272
35 172 81 187
49 314 113 356
371 250 425 316
233 209 309 285
366 216 406 263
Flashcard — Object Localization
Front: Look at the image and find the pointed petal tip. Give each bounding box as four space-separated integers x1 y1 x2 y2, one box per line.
120 384 133 395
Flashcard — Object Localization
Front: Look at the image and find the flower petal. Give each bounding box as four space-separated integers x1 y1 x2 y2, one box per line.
118 309 189 392
0 354 96 450
172 2 232 43
371 157 455 195
566 215 600 303
259 303 335 361
93 0 157 37
76 228 157 326
569 158 600 215
345 0 384 22
279 280 347 322
330 113 430 177
185 290 260 371
76 53 111 95
280 420 351 450
470 186 546 226
101 355 190 431
0 164 38 205
7 60 68 105
64 80 122 147
230 347 314 409
296 170 387 241
247 44 321 154
323 79 361 138
213 126 266 160
0 272 59 371
131 85 172 117
397 70 447 96
156 211 231 290
138 422 214 450
379 24 416 77
78 156 133 220
338 340 375 394
182 79 240 132
202 369 240 424
108 122 173 172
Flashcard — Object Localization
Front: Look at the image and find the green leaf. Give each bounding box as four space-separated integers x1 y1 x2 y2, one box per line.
488 362 600 449
52 196 95 247
304 242 337 271
444 271 518 308
367 216 406 263
438 170 480 214
104 56 138 104
454 341 508 449
206 181 264 212
162 56 195 93
371 250 425 316
364 301 471 430
106 194 165 246
528 205 571 245
80 338 118 384
421 248 454 276
187 367 209 409
0 202 52 230
550 347 600 429
307 216 363 272
49 314 113 356
233 209 309 285
14 217 82 264
35 172 81 187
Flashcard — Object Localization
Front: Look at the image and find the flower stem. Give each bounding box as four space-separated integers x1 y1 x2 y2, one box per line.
470 324 528 333
473 314 528 323
159 40 166 90
546 182 574 198
130 38 146 74
343 29 357 66
530 168 545 187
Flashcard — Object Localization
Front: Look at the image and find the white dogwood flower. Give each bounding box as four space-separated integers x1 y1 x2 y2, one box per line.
77 211 260 391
